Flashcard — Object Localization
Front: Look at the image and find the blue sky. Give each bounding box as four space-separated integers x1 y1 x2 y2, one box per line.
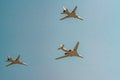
0 0 120 80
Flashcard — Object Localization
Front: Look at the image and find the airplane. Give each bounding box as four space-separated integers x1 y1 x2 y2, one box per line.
55 42 83 60
60 6 83 20
6 55 28 67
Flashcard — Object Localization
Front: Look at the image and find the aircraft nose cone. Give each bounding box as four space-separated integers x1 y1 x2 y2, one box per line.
80 56 83 58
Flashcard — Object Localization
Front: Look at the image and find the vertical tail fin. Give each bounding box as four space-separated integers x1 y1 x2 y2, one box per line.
63 6 66 10
6 56 11 62
61 6 69 14
58 44 64 50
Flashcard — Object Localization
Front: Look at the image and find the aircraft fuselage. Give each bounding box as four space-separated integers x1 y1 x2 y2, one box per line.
65 50 80 56
8 59 22 64
68 12 77 17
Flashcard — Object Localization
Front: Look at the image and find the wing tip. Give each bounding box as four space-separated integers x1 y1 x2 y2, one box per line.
75 6 77 8
77 41 79 44
55 58 58 60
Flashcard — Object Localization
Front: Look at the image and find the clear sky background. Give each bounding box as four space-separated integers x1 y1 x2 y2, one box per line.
0 0 120 80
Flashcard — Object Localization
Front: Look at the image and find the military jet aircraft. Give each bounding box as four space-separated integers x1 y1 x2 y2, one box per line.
60 6 83 20
6 55 28 67
55 42 83 60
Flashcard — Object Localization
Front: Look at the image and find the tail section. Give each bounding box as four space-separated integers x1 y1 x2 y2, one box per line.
6 56 12 62
61 6 70 15
58 44 64 50
63 6 66 10
61 6 66 14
